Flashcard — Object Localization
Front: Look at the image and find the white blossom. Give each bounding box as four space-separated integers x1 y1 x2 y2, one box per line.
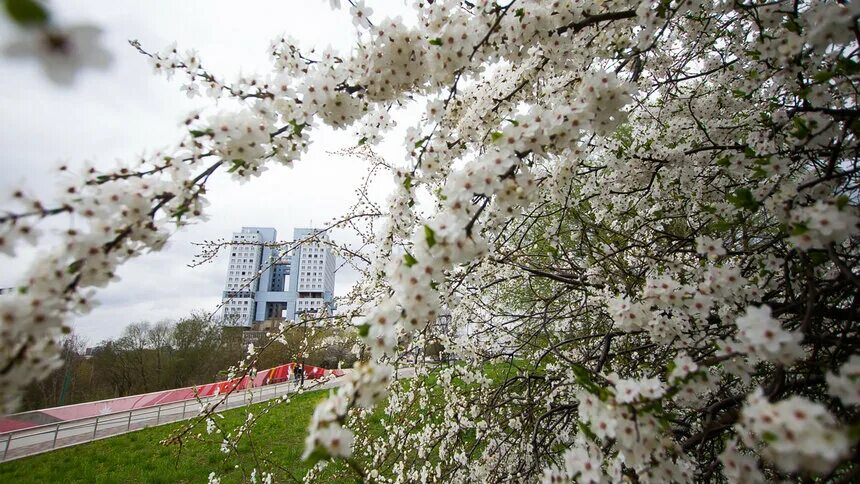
827 355 860 406
4 24 112 84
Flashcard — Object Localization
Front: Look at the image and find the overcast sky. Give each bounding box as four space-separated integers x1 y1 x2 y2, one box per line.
0 1 414 345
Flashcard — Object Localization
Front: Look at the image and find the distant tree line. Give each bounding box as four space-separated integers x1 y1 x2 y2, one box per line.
19 313 358 412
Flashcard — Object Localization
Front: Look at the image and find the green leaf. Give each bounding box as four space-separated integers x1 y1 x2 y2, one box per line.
848 422 860 441
638 400 664 414
402 175 412 191
435 187 447 201
791 116 810 139
67 259 84 274
4 0 49 26
712 218 736 232
751 166 768 179
836 57 860 76
783 17 801 34
665 360 677 378
227 159 247 173
836 195 850 210
514 8 525 19
790 223 809 236
569 363 602 395
403 253 417 267
356 323 370 338
850 119 860 137
288 120 306 137
744 49 761 61
490 131 503 142
172 206 189 220
809 251 828 266
357 136 368 146
428 38 443 46
761 431 778 443
577 422 598 441
727 188 759 211
303 447 331 465
656 0 671 18
424 225 436 248
189 129 211 138
813 70 836 83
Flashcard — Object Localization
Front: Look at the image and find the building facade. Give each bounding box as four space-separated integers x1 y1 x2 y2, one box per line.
221 227 335 325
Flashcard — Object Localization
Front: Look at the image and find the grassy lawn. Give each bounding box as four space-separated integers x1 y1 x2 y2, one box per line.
0 388 333 483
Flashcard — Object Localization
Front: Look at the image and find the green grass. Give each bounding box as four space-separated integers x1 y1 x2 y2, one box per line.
0 389 334 483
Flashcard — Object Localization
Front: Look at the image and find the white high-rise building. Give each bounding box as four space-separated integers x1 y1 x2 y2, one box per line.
292 228 337 316
221 227 273 325
221 227 335 325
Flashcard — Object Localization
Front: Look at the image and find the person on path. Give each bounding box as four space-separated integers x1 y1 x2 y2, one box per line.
295 364 304 386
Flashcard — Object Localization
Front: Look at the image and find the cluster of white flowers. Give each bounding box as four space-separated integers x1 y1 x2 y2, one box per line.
718 440 765 484
304 389 353 459
788 200 859 250
540 436 604 483
608 373 666 404
205 109 275 179
606 266 741 346
668 352 698 383
606 295 650 331
733 305 803 364
301 63 635 464
576 387 691 478
304 362 391 459
0 152 210 409
737 389 851 474
643 275 687 307
698 265 748 300
695 236 726 259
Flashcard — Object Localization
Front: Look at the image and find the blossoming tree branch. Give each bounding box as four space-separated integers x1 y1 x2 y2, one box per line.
3 0 860 481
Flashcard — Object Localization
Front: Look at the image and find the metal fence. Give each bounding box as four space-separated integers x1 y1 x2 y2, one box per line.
1 379 298 463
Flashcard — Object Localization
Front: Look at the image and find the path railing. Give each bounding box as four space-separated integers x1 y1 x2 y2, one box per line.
0 378 298 463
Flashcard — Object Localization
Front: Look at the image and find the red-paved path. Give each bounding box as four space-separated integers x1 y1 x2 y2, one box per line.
0 362 339 434
1 374 345 462
2 367 415 462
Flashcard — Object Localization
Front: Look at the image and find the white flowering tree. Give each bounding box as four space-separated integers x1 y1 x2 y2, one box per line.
3 0 860 481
